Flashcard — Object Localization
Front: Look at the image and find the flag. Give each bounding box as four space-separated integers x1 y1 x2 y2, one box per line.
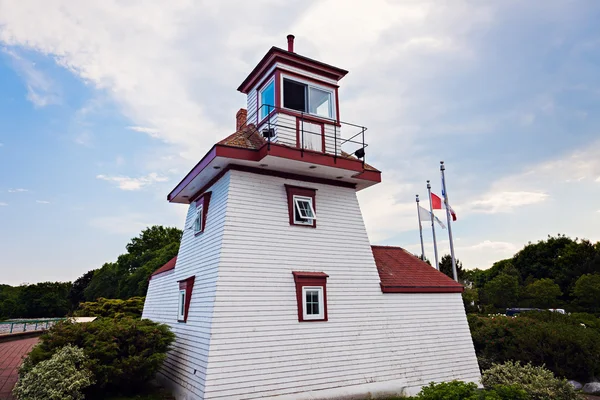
418 206 446 229
432 192 457 221
431 193 442 209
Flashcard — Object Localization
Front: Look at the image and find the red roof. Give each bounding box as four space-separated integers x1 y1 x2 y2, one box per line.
151 256 177 278
371 246 464 293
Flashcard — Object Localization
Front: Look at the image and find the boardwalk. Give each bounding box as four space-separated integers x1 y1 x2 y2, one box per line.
0 338 38 400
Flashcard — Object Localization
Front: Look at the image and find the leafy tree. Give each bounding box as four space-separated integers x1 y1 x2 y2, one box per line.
482 273 519 309
74 297 145 319
84 263 121 301
573 273 600 312
522 278 562 308
18 282 72 318
462 287 479 313
439 255 465 282
68 270 96 310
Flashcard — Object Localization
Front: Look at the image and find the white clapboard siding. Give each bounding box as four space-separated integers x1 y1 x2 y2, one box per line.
142 173 232 400
198 170 480 400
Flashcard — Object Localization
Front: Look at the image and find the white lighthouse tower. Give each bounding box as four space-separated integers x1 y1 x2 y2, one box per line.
142 36 480 400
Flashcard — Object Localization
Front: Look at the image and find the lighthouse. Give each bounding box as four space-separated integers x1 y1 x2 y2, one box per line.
142 36 480 400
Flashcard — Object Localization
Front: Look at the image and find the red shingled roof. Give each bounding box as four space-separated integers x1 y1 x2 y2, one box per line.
151 256 177 278
371 246 464 293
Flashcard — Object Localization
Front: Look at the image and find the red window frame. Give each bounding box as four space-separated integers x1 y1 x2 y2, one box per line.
177 276 195 323
284 184 316 228
292 271 328 322
194 192 212 235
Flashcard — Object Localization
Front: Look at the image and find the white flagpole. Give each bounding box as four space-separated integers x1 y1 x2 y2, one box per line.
440 161 458 282
426 181 440 270
416 195 425 261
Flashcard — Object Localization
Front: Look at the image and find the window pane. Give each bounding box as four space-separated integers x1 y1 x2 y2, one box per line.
180 293 185 315
312 302 319 315
309 87 332 118
283 79 306 112
260 81 275 119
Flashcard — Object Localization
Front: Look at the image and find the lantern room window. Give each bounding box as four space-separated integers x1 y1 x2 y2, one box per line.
283 78 333 119
259 79 275 120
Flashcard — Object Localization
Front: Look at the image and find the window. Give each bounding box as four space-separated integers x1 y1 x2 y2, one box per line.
302 287 324 320
193 206 203 234
293 195 316 225
283 78 333 119
259 80 275 120
177 276 195 323
292 271 328 322
285 185 317 228
177 289 186 321
192 192 212 234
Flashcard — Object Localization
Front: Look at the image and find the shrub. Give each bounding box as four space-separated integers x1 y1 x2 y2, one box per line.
482 361 581 400
468 313 600 380
414 380 528 400
14 344 94 400
21 318 174 394
73 297 145 319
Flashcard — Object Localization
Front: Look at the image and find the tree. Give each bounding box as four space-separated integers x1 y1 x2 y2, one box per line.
68 270 96 310
439 255 465 282
18 282 72 318
573 274 600 312
462 287 479 313
522 278 562 308
483 273 519 309
84 263 121 301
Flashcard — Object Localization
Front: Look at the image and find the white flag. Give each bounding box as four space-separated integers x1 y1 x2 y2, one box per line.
418 206 446 229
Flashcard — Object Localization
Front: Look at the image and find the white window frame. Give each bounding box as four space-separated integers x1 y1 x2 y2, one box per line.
302 286 324 320
193 205 203 234
177 289 186 321
259 78 276 120
293 195 316 225
281 75 336 120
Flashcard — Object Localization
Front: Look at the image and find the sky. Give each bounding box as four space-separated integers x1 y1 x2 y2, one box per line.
1 1 600 285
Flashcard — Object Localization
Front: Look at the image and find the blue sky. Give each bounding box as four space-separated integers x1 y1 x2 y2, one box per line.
1 1 600 285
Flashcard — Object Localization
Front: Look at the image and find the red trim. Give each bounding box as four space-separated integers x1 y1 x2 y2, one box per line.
279 108 341 127
285 184 316 228
238 47 348 94
168 142 380 202
274 70 282 108
177 276 195 322
321 124 326 153
193 192 212 234
294 117 325 153
381 285 464 294
231 165 356 188
293 271 328 322
334 87 340 123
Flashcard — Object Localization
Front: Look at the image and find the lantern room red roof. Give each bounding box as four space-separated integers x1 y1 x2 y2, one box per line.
371 246 464 293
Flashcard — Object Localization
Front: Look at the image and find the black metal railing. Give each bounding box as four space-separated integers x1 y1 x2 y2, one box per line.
244 104 369 167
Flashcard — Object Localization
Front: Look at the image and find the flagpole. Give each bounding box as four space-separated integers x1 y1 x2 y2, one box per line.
440 161 458 282
426 181 440 270
416 195 425 261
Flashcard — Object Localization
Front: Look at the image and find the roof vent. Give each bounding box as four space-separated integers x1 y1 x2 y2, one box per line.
287 34 295 53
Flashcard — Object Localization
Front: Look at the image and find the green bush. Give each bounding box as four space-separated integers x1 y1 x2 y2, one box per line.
481 361 581 400
468 313 600 380
21 318 174 394
414 380 528 400
73 297 145 319
14 344 94 400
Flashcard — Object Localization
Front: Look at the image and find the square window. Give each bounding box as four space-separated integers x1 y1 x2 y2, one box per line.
293 196 316 225
283 79 306 112
302 286 324 320
283 78 334 119
259 80 275 120
308 87 332 118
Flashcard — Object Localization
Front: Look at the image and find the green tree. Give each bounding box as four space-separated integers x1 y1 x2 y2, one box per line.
18 282 72 318
462 286 479 313
522 278 562 308
84 263 121 301
439 255 465 282
573 274 600 312
68 270 96 310
483 273 519 309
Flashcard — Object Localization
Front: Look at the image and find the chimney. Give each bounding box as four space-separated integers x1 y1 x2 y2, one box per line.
236 108 247 131
287 34 295 53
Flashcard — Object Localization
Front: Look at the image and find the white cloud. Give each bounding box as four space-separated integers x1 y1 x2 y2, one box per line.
36 200 50 204
127 126 160 138
96 172 168 191
2 48 60 107
0 202 7 206
8 188 28 193
74 131 93 147
470 191 549 214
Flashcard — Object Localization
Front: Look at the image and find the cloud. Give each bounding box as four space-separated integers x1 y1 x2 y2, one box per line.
96 172 168 191
8 188 28 193
74 131 93 147
36 200 50 204
2 48 60 107
127 126 160 138
0 202 7 206
470 191 549 214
